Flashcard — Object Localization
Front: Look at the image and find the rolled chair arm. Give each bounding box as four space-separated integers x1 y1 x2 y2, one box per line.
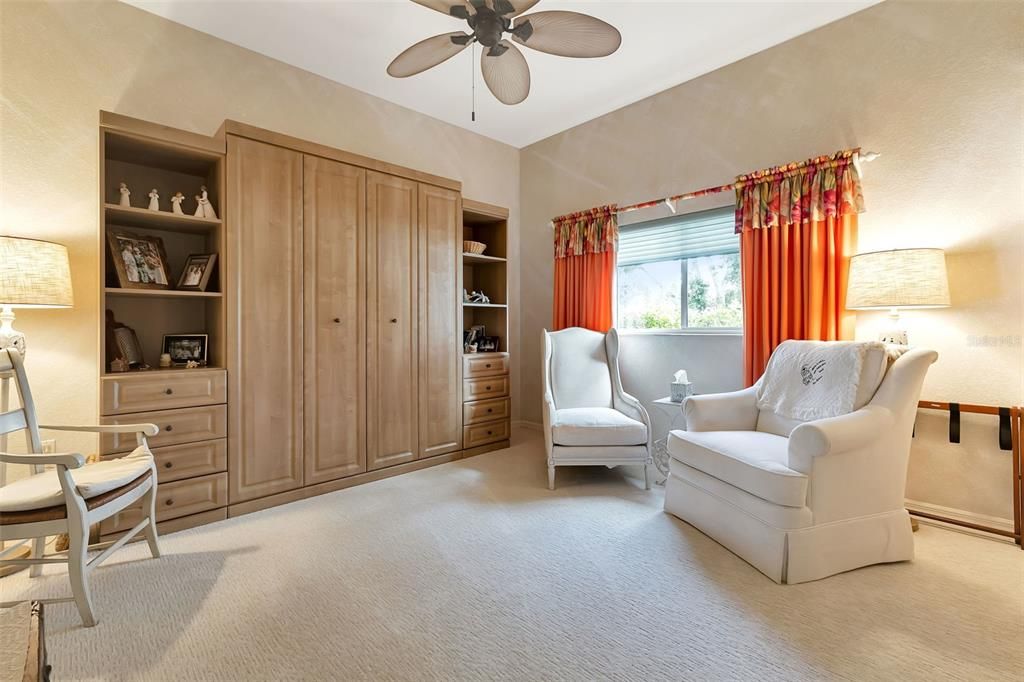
41 423 160 437
788 406 895 472
683 385 759 432
0 451 85 468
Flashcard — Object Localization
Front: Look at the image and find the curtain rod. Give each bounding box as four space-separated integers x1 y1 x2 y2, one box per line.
615 149 880 217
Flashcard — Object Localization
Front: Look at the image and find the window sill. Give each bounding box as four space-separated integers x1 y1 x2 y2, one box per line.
616 328 743 337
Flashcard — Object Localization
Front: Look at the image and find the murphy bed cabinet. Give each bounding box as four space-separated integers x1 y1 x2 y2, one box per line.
96 113 510 528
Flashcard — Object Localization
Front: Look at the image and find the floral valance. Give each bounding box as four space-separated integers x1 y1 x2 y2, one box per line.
553 205 619 259
735 150 865 233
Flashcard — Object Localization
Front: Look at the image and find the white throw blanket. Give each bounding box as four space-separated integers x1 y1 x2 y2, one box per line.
756 340 885 421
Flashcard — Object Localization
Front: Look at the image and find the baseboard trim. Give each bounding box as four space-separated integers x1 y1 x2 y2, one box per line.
513 420 542 432
905 498 1015 537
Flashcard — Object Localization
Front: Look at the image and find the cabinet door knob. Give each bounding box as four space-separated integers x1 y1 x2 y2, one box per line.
164 425 173 432
333 317 341 323
164 388 173 395
389 318 398 324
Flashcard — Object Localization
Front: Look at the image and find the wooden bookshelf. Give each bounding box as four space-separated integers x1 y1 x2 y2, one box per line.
103 203 221 234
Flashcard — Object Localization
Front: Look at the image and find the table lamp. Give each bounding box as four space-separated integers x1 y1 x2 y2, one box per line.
846 248 950 345
0 236 74 356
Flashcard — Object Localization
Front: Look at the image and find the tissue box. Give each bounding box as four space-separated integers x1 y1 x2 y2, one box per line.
670 381 693 403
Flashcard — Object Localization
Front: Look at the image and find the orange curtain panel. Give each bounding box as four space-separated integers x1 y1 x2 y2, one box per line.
552 205 618 332
736 152 865 385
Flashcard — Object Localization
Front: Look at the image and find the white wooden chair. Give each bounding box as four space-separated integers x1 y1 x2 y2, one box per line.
0 348 161 627
542 327 653 490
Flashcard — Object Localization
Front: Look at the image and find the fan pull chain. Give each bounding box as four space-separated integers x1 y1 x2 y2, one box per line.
471 42 476 122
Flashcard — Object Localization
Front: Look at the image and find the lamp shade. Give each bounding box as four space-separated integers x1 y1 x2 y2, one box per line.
0 236 74 308
846 248 949 310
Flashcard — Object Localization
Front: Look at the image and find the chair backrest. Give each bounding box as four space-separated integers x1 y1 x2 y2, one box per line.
755 341 891 437
0 348 45 468
543 327 614 410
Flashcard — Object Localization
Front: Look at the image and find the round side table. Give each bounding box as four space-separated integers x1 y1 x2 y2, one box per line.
649 397 687 485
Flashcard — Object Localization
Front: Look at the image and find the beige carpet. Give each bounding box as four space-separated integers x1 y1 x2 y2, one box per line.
2 431 1021 681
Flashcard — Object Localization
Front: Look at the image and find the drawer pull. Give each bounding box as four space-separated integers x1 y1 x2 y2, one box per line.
487 431 493 435
390 318 398 323
164 425 173 432
164 388 173 395
165 499 174 506
487 408 493 413
164 462 172 469
333 317 341 323
485 363 492 368
485 385 491 390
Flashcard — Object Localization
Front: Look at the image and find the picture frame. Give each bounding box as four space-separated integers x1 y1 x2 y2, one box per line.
478 336 500 353
106 229 171 290
162 333 209 366
176 253 218 291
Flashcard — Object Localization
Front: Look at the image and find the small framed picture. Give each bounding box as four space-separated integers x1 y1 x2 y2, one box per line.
162 334 209 366
478 336 500 353
176 253 217 291
106 230 170 290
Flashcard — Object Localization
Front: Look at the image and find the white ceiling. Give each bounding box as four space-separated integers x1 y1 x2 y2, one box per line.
125 1 878 148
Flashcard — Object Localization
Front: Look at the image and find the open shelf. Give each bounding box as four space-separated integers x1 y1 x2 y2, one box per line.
464 302 507 309
105 287 222 299
105 203 221 234
462 252 506 264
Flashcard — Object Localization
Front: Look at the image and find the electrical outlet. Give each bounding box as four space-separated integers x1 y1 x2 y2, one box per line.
41 439 56 454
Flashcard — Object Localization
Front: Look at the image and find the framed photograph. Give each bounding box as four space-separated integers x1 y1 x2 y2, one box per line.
478 336 500 353
176 253 218 291
106 230 170 289
162 334 209 366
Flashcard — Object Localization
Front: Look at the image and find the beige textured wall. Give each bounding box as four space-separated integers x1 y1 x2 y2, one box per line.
0 0 520 459
519 1 1023 522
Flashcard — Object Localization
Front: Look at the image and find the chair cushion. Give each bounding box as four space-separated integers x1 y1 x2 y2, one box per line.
667 430 807 507
0 445 154 512
552 408 647 447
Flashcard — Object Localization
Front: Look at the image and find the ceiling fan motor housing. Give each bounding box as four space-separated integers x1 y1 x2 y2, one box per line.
450 1 530 54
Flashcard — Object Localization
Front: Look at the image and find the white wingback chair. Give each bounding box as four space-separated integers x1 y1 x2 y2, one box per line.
542 328 652 490
664 344 937 584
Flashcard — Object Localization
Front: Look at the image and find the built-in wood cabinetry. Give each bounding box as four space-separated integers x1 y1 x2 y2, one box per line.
226 136 304 503
303 156 367 484
96 113 512 532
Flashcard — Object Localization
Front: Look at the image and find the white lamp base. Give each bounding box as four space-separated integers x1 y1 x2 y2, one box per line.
877 307 908 345
0 305 26 356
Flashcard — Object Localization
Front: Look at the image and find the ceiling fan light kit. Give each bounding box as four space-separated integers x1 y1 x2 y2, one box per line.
389 0 621 106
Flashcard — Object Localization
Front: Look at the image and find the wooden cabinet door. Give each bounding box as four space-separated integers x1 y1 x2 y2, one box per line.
366 172 419 470
418 184 462 458
226 136 304 502
303 155 367 484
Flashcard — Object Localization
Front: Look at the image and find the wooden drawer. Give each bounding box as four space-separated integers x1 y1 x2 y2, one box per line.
463 397 510 426
463 375 510 402
104 439 226 483
101 369 226 416
463 353 509 379
101 404 227 454
463 419 510 449
99 472 227 535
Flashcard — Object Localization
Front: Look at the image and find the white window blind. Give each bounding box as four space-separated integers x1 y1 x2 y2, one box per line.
618 206 737 266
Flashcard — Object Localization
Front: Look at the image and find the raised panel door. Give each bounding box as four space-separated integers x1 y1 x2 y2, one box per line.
226 136 304 502
418 184 462 458
366 172 419 470
303 155 367 484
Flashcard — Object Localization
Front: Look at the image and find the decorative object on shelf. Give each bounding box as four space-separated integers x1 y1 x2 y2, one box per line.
0 236 74 357
185 360 200 369
462 288 470 302
478 336 500 353
847 248 951 345
105 310 146 371
106 229 170 289
670 369 693 403
118 182 131 207
159 353 172 368
464 240 487 255
468 290 491 304
162 333 208 366
171 191 186 215
390 1 621 107
194 185 217 219
176 253 217 291
147 188 160 211
464 324 486 353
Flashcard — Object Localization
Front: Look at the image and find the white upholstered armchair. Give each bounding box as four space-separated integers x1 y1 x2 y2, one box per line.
542 327 652 490
664 343 937 584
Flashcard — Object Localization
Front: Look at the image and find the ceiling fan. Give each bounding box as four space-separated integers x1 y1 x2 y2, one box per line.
387 0 621 106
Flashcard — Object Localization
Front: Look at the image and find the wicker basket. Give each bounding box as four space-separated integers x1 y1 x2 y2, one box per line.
463 240 487 255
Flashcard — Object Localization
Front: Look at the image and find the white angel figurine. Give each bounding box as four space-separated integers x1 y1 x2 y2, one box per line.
119 182 131 207
147 188 160 211
171 192 185 215
194 185 218 220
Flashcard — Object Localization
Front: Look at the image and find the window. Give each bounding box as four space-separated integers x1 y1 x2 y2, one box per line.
616 206 741 331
